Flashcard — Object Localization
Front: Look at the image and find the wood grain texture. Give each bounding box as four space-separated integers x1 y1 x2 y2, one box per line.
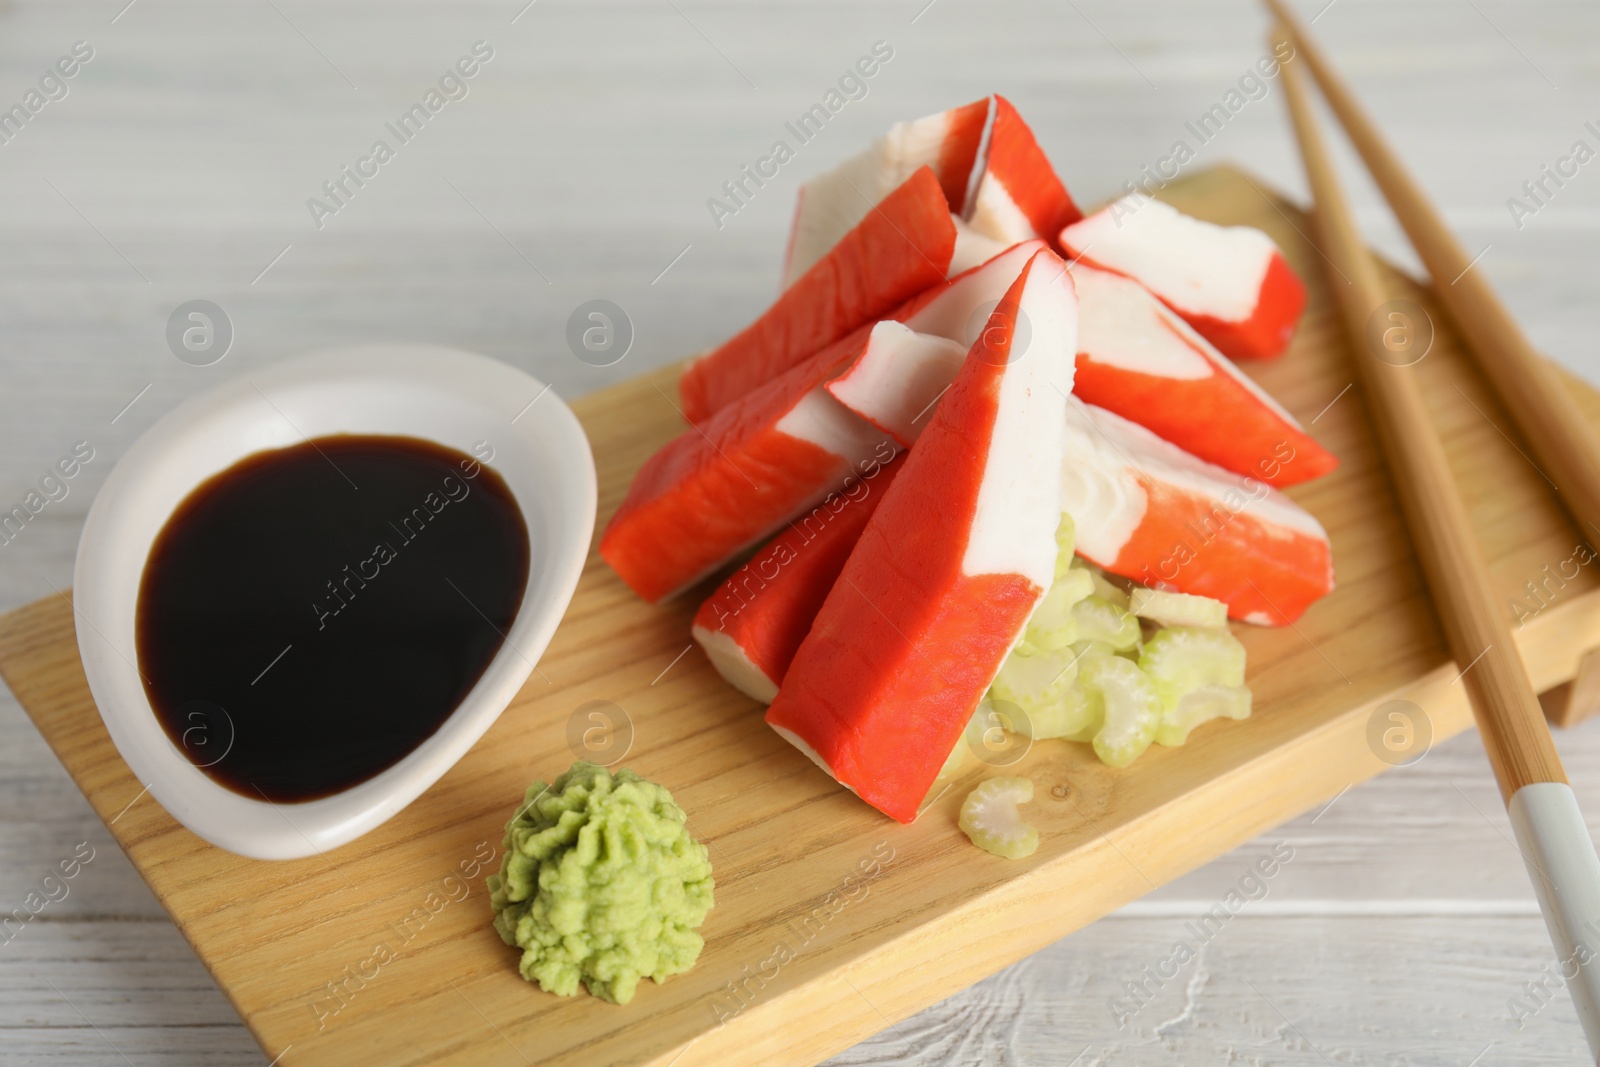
1277 29 1565 800
3 166 1600 1066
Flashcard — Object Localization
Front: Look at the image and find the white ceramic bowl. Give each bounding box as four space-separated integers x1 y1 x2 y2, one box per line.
74 344 596 860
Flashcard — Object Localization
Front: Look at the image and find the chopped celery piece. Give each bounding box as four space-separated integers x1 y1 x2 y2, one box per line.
1072 559 1129 609
1130 588 1229 630
1138 627 1247 712
990 641 1105 741
1094 574 1131 609
959 777 1038 859
1071 596 1141 651
1047 678 1104 742
991 646 1081 714
961 698 1032 766
987 586 1253 769
1055 567 1097 605
1020 568 1094 653
1072 638 1116 662
1052 514 1078 584
1081 655 1162 768
1156 684 1252 746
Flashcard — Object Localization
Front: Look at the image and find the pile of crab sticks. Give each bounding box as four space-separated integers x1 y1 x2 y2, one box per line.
601 97 1337 824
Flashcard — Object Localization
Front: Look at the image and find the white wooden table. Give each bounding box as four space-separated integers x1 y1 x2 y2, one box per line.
3 1 1598 1062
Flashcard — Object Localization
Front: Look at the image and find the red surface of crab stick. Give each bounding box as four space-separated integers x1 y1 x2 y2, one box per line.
681 166 958 424
1060 396 1334 626
1059 194 1307 361
965 95 1083 246
781 98 990 285
766 249 1077 823
1067 261 1336 487
692 453 905 703
603 242 1047 603
602 333 890 604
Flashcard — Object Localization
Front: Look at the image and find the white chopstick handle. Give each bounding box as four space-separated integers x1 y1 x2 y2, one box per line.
1508 782 1600 1057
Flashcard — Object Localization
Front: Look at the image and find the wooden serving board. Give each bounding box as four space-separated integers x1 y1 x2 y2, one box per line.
4 165 1600 1067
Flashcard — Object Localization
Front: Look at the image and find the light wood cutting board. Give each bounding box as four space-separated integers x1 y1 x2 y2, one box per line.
3 165 1599 1067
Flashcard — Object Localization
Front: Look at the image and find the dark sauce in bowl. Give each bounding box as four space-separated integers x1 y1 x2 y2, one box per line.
135 435 530 802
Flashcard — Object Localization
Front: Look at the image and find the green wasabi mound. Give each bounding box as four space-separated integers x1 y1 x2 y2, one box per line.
487 762 715 1005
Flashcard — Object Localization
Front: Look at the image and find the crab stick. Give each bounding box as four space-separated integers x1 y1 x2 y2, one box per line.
692 454 905 703
604 244 1042 602
1068 261 1335 486
823 322 968 446
781 98 990 285
602 334 889 604
965 95 1083 246
781 95 1081 286
1060 396 1334 625
766 249 1077 823
815 238 1047 445
1059 195 1307 361
681 167 958 424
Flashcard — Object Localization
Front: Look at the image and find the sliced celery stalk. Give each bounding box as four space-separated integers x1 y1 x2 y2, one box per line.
1130 587 1229 630
1081 655 1162 768
959 776 1038 859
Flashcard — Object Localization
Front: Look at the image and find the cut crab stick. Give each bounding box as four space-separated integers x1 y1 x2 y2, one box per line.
782 99 990 285
781 95 1081 285
603 242 1048 603
826 259 1336 488
950 217 1013 276
681 167 957 424
1059 396 1333 625
766 249 1077 823
1059 195 1307 361
821 239 1048 444
965 95 1083 246
895 238 1046 338
1068 261 1335 487
825 322 968 446
602 335 893 604
692 454 905 703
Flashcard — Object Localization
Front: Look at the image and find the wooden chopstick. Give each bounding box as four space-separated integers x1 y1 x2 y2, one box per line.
1271 24 1600 1056
1271 30 1562 804
1265 0 1600 549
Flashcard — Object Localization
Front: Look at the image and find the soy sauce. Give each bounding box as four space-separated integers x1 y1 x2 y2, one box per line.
136 435 530 802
